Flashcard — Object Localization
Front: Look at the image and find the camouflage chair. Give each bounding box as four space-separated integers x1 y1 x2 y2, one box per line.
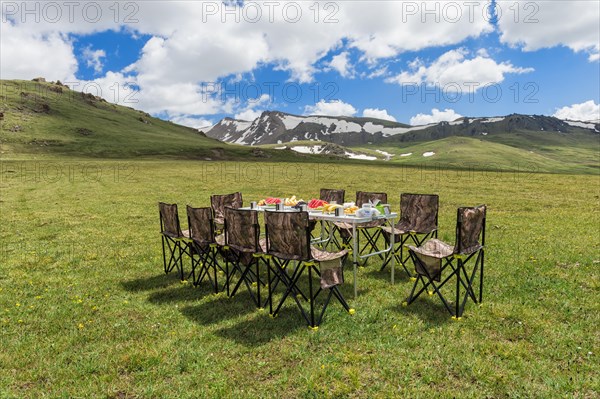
320 188 345 204
265 210 354 329
334 191 388 263
223 207 269 308
404 205 486 319
210 192 243 232
380 194 439 277
187 205 227 293
310 188 346 235
158 202 191 280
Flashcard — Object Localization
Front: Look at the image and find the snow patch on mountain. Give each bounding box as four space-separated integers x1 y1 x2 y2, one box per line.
481 117 505 123
290 145 323 154
563 120 598 130
346 152 377 160
375 150 394 160
381 124 433 137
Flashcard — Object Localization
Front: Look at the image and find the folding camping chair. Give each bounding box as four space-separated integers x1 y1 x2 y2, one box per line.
223 207 269 308
320 188 345 204
310 188 345 239
158 202 191 280
265 210 354 329
404 205 486 319
334 191 388 263
210 192 243 233
380 193 439 277
186 205 225 293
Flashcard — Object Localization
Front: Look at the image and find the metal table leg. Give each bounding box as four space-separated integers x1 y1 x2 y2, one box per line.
390 216 396 285
353 222 358 298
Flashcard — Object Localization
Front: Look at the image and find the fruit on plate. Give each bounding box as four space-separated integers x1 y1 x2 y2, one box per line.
284 195 302 206
344 205 359 214
257 196 303 207
257 197 281 206
308 199 328 209
323 203 343 213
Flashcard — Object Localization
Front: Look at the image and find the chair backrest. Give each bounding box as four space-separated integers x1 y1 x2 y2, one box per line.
356 191 387 207
399 193 439 233
186 205 214 246
210 192 243 221
454 205 486 255
159 202 183 237
264 210 311 261
224 207 260 253
320 188 345 204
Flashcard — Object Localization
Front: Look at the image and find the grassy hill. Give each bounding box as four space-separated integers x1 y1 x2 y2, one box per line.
0 80 292 161
357 134 600 174
263 134 599 174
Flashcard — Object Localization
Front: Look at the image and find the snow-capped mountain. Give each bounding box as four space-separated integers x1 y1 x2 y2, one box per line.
205 111 600 146
206 111 415 145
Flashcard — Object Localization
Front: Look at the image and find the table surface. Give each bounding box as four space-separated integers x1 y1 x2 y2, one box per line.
239 206 398 224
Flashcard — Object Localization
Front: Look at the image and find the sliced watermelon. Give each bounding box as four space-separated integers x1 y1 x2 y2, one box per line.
308 199 328 209
265 197 281 205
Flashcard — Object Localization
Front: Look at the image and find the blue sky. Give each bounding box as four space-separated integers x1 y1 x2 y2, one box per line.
2 1 599 127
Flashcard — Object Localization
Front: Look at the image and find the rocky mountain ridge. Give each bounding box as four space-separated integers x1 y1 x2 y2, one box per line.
205 111 599 146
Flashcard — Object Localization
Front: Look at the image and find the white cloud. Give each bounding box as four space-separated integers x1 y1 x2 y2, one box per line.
71 71 135 106
410 108 463 125
235 109 263 121
304 100 357 117
498 0 600 62
170 115 213 130
363 108 396 122
0 1 495 118
386 48 533 91
366 65 389 79
329 52 353 78
553 100 600 121
134 81 229 115
82 46 106 74
343 2 493 60
246 93 271 108
234 94 270 121
0 23 77 81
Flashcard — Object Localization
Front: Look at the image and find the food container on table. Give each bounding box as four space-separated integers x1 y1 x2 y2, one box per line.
356 204 373 218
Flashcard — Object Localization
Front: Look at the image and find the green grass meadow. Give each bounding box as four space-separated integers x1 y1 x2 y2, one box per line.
1 159 599 398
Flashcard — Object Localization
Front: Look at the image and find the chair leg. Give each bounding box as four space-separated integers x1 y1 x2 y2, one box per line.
256 260 262 309
161 235 168 274
404 253 456 316
163 238 178 274
405 275 421 305
405 247 486 318
381 234 410 273
308 266 315 328
225 258 230 296
266 257 273 313
455 259 461 318
229 256 261 307
479 250 484 304
272 263 309 321
212 251 219 294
